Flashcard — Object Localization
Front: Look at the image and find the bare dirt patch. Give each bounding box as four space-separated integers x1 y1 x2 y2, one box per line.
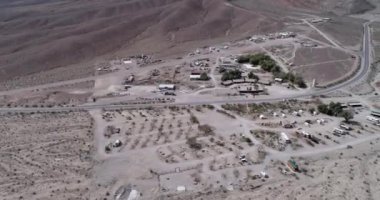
295 60 354 84
314 16 365 48
292 47 355 84
293 47 351 66
0 111 94 200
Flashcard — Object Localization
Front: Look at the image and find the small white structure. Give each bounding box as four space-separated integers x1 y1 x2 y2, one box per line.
333 128 347 134
340 124 352 131
189 74 201 80
127 190 140 200
123 60 133 64
158 84 176 90
281 113 286 118
367 116 380 123
260 171 268 178
302 131 310 137
274 78 283 83
273 112 278 117
242 63 254 69
317 119 325 125
177 186 186 192
226 185 234 191
259 114 266 119
280 132 290 143
113 139 122 147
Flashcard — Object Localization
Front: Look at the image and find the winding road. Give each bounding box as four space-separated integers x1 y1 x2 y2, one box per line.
0 22 372 113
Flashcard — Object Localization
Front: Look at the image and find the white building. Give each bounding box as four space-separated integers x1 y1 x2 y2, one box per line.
333 128 347 134
127 190 140 200
158 84 175 90
280 132 290 143
190 74 201 80
274 78 283 83
123 59 133 64
177 186 186 192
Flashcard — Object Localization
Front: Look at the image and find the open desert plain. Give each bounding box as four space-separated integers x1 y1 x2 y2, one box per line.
1 0 380 199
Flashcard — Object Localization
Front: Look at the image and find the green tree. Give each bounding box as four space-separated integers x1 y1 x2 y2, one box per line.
295 76 307 88
329 102 342 116
318 104 329 114
221 69 242 81
248 71 259 80
340 111 354 122
237 55 250 63
199 72 210 81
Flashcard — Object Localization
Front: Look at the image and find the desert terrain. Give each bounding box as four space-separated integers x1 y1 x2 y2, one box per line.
0 0 380 200
0 0 376 86
0 111 95 199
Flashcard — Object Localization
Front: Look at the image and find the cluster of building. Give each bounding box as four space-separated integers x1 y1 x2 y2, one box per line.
190 58 210 68
236 84 265 95
189 58 211 81
221 78 258 86
249 32 296 43
219 57 239 69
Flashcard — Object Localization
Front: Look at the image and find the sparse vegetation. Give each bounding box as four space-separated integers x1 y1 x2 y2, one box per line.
190 114 199 124
198 124 215 136
216 109 236 119
186 137 202 150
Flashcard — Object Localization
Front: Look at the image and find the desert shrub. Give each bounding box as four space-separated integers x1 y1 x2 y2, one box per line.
186 137 202 150
190 114 199 124
198 124 214 136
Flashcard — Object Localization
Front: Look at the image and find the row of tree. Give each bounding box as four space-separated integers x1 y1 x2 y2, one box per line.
237 53 307 88
221 69 242 81
274 71 307 88
238 53 280 73
317 102 353 122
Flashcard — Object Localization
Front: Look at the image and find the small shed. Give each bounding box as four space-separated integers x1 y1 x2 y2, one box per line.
158 84 176 90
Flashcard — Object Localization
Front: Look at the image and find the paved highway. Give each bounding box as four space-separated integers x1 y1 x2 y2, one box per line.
0 23 372 113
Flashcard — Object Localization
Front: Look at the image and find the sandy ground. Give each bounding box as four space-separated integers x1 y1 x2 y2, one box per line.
0 111 96 200
83 100 380 200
